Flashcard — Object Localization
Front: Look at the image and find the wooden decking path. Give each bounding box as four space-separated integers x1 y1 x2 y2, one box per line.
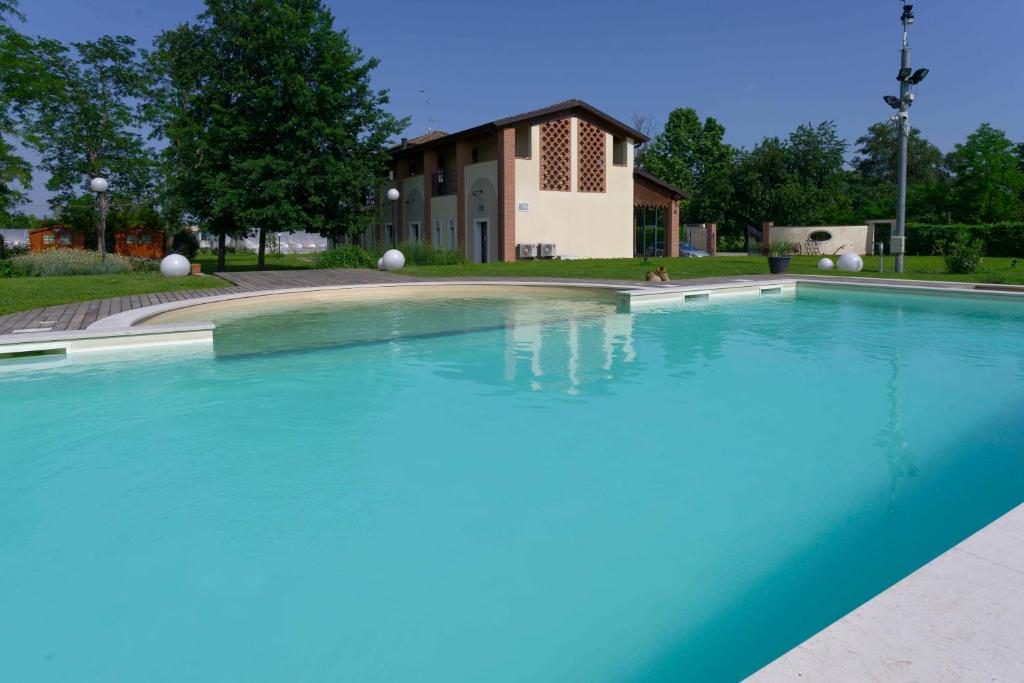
0 269 413 336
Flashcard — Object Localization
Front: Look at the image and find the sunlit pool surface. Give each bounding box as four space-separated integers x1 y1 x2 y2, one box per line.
2 284 1023 681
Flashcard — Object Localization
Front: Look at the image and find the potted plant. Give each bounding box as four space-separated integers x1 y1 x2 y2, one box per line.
766 240 794 274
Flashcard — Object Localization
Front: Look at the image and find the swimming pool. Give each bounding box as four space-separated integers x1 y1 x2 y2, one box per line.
2 284 1023 681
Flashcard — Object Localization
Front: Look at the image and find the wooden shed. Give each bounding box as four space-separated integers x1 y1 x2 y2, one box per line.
114 225 164 259
29 225 85 252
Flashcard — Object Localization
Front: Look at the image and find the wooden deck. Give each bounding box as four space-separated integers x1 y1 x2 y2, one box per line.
0 269 413 335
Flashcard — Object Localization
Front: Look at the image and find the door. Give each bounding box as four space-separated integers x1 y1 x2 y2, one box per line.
408 222 421 243
475 220 489 263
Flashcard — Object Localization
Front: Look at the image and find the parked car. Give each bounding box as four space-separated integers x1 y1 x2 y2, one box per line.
679 242 710 258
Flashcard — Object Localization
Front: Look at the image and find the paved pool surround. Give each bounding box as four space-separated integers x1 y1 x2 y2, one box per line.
2 271 1024 680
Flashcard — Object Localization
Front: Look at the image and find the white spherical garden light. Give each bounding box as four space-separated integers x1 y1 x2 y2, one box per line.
837 253 864 272
160 253 191 277
386 188 400 202
376 257 384 270
89 177 109 194
817 257 835 270
381 249 405 271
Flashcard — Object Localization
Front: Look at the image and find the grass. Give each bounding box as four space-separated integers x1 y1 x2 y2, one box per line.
401 255 1024 285
192 251 317 272
0 272 225 316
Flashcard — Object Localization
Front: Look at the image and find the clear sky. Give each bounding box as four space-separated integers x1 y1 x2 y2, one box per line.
13 0 1024 214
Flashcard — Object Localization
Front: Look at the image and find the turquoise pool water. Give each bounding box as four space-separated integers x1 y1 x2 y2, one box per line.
2 284 1023 681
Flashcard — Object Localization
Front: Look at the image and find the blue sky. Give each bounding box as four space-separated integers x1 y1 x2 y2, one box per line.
13 0 1024 213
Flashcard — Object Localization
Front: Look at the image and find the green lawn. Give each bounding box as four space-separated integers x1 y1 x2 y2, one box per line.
401 255 1024 285
0 272 226 316
192 251 318 272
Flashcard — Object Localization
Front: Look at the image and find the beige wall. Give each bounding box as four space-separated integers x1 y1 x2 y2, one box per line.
770 225 871 255
400 175 425 241
430 195 458 250
464 160 499 262
513 118 634 259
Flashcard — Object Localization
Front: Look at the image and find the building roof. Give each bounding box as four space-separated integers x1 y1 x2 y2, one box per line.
634 168 691 200
389 99 649 156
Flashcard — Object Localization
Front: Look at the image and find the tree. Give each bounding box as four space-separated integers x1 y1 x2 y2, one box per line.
848 121 948 222
0 0 39 221
945 124 1024 222
151 0 406 270
639 107 735 225
729 121 852 230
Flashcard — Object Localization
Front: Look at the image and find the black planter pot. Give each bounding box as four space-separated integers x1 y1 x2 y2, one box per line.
767 256 791 274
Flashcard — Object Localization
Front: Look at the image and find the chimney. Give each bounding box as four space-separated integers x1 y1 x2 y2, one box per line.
401 137 408 149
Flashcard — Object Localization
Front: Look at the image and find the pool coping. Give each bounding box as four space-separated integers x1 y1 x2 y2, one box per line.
746 501 1024 681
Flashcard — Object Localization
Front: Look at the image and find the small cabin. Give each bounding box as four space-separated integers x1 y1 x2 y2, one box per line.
29 225 85 252
114 225 164 259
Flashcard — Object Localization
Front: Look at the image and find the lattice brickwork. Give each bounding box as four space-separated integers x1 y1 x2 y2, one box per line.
577 120 606 193
540 118 571 191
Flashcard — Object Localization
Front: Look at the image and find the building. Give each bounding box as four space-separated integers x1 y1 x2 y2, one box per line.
369 100 687 262
28 225 84 252
114 225 165 259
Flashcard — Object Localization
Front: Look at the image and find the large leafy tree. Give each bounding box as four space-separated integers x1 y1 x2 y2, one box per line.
945 123 1024 222
848 121 948 221
151 0 405 270
0 0 42 221
23 35 155 252
639 107 735 224
729 121 852 230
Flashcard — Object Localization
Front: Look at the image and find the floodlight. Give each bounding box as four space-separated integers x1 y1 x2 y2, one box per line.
901 3 914 24
907 68 929 84
883 95 901 109
897 67 912 81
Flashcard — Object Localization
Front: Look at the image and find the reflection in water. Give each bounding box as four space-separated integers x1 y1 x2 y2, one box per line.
502 311 636 395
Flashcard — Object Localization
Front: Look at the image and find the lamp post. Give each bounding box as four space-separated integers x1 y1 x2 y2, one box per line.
883 2 929 273
90 176 109 259
386 187 399 247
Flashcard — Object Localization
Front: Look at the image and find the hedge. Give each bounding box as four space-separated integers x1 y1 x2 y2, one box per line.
904 223 1024 257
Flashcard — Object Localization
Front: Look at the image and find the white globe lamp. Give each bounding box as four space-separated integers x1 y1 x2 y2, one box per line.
160 253 191 277
377 257 384 270
386 188 400 202
817 257 835 270
837 253 864 272
381 249 405 271
89 177 109 193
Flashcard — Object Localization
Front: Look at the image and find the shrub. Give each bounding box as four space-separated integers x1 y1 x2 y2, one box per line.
317 245 375 269
371 241 467 266
939 234 984 274
171 230 198 258
905 223 1024 257
10 248 152 276
766 240 794 257
0 259 16 277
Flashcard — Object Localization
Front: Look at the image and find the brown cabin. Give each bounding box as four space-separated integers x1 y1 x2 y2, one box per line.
114 225 164 259
29 225 85 252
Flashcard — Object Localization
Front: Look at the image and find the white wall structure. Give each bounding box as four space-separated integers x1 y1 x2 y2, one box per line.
464 161 499 263
513 119 634 259
769 225 872 256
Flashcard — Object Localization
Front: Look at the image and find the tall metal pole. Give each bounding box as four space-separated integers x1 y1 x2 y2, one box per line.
894 12 911 274
97 191 107 259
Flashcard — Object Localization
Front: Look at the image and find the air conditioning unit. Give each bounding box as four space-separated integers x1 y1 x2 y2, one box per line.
517 243 538 259
539 243 557 259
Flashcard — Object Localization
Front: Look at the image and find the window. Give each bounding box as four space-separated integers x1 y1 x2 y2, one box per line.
612 136 628 166
127 235 137 244
59 234 72 245
515 126 531 159
385 223 394 245
408 159 419 175
434 220 441 245
43 234 54 245
141 233 152 244
448 219 455 249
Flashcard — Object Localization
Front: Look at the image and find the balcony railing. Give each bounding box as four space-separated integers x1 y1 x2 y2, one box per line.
432 167 457 196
